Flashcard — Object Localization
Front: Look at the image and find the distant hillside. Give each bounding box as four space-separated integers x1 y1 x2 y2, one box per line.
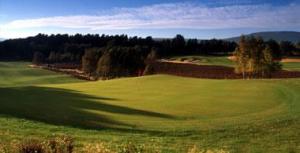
225 31 300 43
0 38 5 42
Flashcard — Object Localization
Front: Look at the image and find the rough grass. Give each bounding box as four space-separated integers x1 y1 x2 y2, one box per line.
0 62 299 152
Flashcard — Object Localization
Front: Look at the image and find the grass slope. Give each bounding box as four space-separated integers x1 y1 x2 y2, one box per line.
0 62 300 152
0 62 82 87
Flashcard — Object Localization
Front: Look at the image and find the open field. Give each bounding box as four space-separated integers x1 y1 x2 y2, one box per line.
0 62 82 87
165 56 300 71
0 62 300 152
282 62 300 71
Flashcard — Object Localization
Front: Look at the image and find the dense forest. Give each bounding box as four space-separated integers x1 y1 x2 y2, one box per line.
0 33 299 78
0 34 237 61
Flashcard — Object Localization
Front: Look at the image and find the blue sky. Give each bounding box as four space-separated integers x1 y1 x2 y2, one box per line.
0 0 299 39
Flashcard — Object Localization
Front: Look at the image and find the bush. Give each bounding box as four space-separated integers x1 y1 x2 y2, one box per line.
46 136 74 153
18 139 44 153
1 141 19 153
15 136 74 153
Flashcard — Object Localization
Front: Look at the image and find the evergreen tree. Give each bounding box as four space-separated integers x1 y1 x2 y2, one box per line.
172 34 185 54
280 41 295 56
32 51 45 64
261 46 281 77
266 39 281 59
81 48 99 75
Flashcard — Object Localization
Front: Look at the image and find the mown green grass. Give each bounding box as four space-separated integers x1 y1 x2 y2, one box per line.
0 62 82 87
282 62 300 71
0 62 300 152
168 56 300 72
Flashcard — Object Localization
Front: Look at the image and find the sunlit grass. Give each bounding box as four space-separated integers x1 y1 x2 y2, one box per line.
0 62 299 152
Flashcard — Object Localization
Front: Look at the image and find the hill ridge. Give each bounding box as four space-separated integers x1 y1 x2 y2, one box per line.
225 31 300 43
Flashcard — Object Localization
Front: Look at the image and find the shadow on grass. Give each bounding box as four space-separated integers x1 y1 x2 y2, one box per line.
0 86 175 133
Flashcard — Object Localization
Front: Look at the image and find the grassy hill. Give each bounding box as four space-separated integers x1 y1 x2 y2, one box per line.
0 62 82 87
0 62 300 152
225 31 300 43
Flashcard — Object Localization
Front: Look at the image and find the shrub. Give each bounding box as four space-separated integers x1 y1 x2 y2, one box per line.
14 136 74 153
18 139 44 153
46 136 74 153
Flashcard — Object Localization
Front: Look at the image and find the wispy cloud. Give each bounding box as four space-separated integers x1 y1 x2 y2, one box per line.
1 2 299 38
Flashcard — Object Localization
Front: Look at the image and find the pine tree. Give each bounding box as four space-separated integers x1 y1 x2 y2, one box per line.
32 52 45 64
81 48 99 75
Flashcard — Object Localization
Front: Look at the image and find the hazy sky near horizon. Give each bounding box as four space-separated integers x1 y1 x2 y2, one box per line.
0 0 299 39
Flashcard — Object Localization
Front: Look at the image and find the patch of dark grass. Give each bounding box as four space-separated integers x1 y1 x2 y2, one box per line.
17 136 74 153
0 86 176 132
19 139 44 153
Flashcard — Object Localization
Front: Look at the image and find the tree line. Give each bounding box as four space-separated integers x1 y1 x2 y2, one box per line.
1 33 298 62
0 33 299 79
0 33 236 79
0 33 237 61
80 46 152 79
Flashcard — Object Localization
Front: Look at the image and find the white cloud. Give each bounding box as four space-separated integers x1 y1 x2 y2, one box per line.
1 2 300 38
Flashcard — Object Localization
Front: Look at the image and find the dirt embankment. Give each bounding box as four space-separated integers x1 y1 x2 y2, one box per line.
152 61 300 79
31 61 300 80
30 63 95 81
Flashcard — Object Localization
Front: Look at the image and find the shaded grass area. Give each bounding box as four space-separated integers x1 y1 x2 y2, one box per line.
0 86 176 131
0 62 300 152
